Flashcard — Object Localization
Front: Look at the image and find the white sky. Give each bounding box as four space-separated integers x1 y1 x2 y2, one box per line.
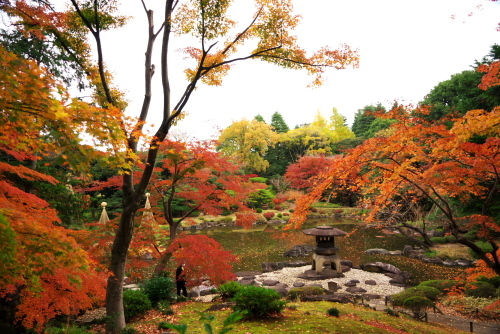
101 0 500 141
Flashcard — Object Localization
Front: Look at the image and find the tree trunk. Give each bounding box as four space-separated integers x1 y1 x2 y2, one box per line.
152 219 179 276
105 200 137 334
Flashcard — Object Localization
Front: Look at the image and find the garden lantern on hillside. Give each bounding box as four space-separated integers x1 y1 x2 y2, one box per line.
303 225 347 274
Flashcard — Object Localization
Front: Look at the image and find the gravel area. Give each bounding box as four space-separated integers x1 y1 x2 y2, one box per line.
253 266 405 296
194 265 405 302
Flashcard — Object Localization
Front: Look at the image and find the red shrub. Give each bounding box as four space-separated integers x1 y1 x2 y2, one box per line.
263 212 275 220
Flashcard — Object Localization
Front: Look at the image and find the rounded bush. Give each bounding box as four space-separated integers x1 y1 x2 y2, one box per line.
430 237 447 244
256 208 263 213
444 235 457 242
123 289 152 320
390 286 441 306
232 286 286 317
403 296 434 312
263 212 275 220
141 276 175 306
418 280 459 293
465 281 497 298
326 307 340 317
217 281 244 300
287 286 324 301
489 276 500 288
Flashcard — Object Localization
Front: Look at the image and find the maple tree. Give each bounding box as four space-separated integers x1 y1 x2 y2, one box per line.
284 155 338 191
0 39 121 330
290 106 500 274
2 1 359 332
150 139 265 275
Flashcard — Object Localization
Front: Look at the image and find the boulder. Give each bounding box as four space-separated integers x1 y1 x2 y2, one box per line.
262 279 280 286
283 245 314 257
270 285 288 297
262 262 281 272
293 282 305 287
365 248 391 255
455 259 473 267
341 259 353 268
363 262 402 275
239 279 255 285
365 280 377 285
402 245 414 256
345 286 367 294
389 250 403 255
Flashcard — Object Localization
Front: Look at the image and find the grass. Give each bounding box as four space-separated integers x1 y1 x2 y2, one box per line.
118 300 469 334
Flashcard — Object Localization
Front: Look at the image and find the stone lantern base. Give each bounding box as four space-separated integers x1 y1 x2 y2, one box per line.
312 253 342 274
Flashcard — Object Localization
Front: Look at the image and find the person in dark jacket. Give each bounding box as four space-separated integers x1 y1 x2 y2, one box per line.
176 263 187 297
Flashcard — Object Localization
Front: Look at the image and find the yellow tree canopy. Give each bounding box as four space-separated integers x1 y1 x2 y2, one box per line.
217 119 279 172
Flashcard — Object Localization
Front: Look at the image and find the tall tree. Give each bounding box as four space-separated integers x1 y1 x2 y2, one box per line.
2 1 359 332
351 104 386 138
329 107 355 141
217 119 280 172
0 45 110 331
270 111 290 133
419 45 500 121
151 139 265 274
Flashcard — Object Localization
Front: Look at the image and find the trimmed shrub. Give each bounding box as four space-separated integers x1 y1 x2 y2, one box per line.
430 237 447 244
232 286 286 317
287 286 324 301
444 235 457 242
489 276 500 288
263 212 275 220
465 281 497 298
277 213 283 218
141 276 175 306
326 307 340 317
218 281 244 300
391 286 441 306
418 280 460 293
403 296 434 319
256 208 263 213
123 289 152 320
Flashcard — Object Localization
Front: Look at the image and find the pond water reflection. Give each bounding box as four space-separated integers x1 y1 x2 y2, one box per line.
196 218 465 284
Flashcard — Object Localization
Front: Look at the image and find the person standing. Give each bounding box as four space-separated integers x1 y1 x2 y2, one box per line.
176 263 187 297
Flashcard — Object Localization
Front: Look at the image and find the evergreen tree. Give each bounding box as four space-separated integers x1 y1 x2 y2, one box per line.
351 104 385 138
270 111 290 133
254 114 266 123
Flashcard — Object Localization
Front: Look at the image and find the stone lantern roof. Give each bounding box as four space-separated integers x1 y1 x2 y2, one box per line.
303 225 347 237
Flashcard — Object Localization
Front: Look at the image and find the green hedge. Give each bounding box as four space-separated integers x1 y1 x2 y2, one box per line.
232 286 286 318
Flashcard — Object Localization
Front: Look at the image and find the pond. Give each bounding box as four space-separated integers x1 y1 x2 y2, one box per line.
195 217 465 285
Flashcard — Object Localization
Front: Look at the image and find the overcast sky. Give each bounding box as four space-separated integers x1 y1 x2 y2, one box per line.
101 0 500 141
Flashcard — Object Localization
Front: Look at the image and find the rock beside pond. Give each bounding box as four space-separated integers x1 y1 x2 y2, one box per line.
283 244 314 257
261 261 310 272
362 262 403 275
365 248 391 255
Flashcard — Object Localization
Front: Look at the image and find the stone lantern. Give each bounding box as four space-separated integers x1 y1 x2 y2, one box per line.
303 225 347 274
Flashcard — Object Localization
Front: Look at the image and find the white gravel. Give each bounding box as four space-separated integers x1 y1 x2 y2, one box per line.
194 265 405 302
251 265 405 297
